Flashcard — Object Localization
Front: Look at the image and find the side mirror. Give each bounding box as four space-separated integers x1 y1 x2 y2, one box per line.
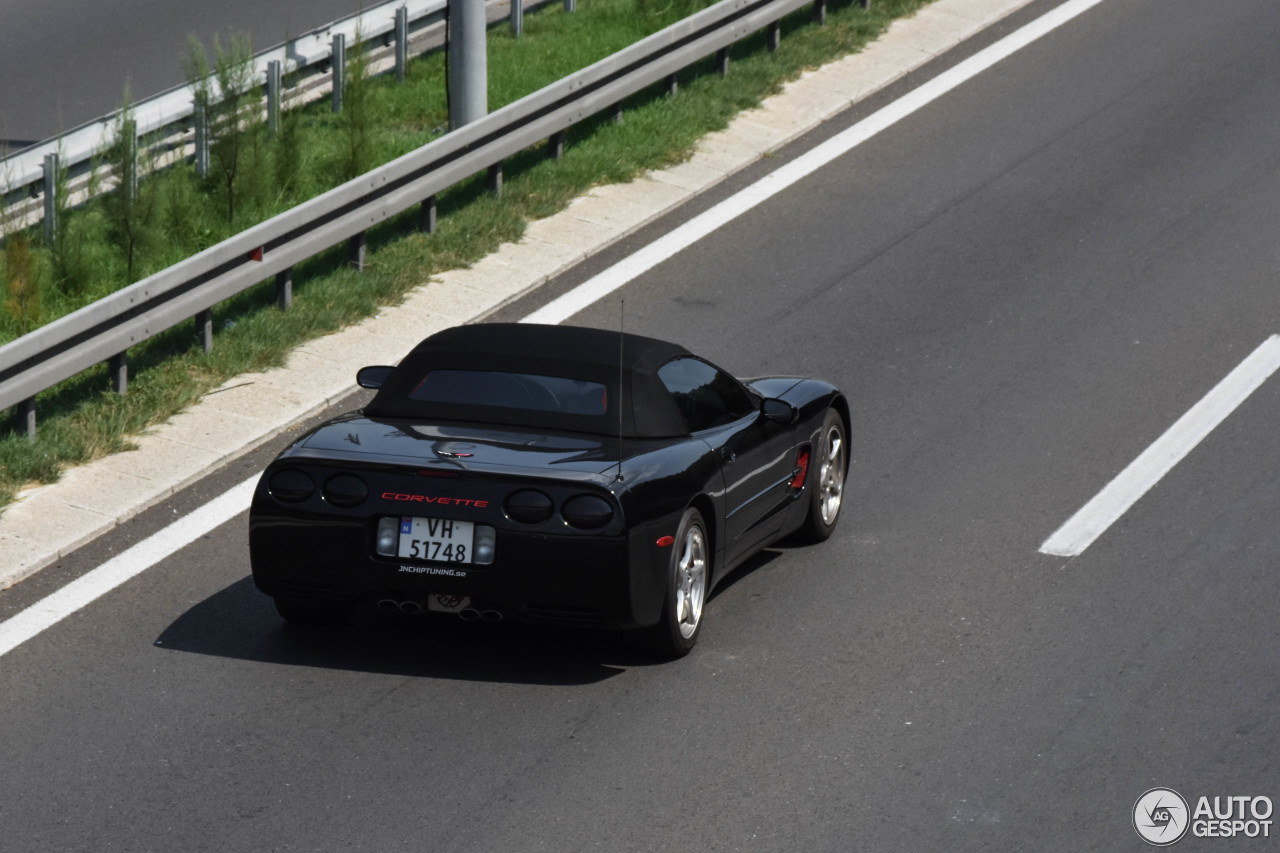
357 365 395 390
761 397 797 424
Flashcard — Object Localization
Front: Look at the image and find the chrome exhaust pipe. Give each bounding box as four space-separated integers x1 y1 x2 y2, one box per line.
480 610 504 623
377 599 401 612
399 600 424 615
458 608 481 622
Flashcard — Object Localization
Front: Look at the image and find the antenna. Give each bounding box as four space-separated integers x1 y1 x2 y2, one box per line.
616 299 625 483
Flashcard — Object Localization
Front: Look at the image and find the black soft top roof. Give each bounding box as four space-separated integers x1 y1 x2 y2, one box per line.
365 323 693 438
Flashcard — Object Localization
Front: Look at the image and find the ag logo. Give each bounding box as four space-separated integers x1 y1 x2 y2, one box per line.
1134 788 1190 845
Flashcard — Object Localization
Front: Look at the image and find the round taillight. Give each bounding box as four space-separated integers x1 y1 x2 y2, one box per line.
269 469 314 503
504 489 553 523
323 474 369 507
561 494 613 530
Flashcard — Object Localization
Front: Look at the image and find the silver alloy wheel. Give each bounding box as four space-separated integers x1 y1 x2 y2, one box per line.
818 425 845 526
675 523 708 639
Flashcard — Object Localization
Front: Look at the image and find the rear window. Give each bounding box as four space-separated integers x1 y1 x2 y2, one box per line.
409 369 608 416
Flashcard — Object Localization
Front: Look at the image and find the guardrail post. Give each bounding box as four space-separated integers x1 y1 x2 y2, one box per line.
349 232 366 270
666 75 677 97
194 98 210 179
511 0 524 37
42 153 58 247
767 21 780 52
717 48 729 77
564 0 576 11
862 0 870 8
267 60 283 137
548 132 565 160
612 103 623 125
420 196 437 234
813 0 826 25
488 162 503 198
332 34 346 113
108 352 128 395
396 7 409 82
276 267 293 309
195 309 213 353
19 398 36 442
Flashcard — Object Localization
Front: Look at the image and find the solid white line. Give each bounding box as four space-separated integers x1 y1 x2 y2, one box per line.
1040 335 1280 557
0 0 1108 661
0 476 258 659
521 0 1110 325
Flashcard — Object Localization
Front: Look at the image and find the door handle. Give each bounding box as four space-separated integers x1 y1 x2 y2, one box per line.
721 447 736 463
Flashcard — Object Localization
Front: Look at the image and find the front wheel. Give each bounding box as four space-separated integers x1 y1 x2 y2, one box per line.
641 507 709 659
798 409 847 542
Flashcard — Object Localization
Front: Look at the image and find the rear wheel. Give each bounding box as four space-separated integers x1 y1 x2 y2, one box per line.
799 409 847 542
273 596 353 627
642 507 709 659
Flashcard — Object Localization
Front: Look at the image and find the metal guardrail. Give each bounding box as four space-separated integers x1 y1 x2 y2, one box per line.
0 0 831 435
1 0 443 208
0 0 539 230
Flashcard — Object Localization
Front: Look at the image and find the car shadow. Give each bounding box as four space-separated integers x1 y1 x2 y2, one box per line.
154 577 666 686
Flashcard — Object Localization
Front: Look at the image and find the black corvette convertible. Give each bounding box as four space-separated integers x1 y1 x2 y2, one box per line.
249 323 848 657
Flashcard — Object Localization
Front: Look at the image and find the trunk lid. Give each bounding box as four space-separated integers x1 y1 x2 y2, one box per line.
291 414 632 483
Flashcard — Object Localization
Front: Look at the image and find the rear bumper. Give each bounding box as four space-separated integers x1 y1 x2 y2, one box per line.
250 512 672 630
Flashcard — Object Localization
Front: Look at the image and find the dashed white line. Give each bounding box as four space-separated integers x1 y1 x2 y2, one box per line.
1040 335 1280 557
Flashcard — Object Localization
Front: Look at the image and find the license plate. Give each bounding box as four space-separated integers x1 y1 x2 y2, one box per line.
398 516 475 563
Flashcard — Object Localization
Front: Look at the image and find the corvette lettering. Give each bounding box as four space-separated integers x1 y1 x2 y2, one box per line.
381 492 488 508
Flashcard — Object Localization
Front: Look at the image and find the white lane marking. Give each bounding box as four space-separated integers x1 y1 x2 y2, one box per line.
0 0 1108 660
1040 335 1280 557
0 476 258 659
522 0 1110 325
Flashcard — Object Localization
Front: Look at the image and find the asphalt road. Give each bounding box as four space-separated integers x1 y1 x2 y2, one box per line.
4 0 1280 849
0 0 370 147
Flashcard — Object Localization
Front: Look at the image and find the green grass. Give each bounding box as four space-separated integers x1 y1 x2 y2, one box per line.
0 0 931 511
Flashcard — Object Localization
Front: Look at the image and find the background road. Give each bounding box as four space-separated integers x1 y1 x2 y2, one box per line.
3 0 1279 849
0 0 369 148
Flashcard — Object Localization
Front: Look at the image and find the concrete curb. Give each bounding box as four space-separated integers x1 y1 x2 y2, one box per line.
0 0 1035 590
